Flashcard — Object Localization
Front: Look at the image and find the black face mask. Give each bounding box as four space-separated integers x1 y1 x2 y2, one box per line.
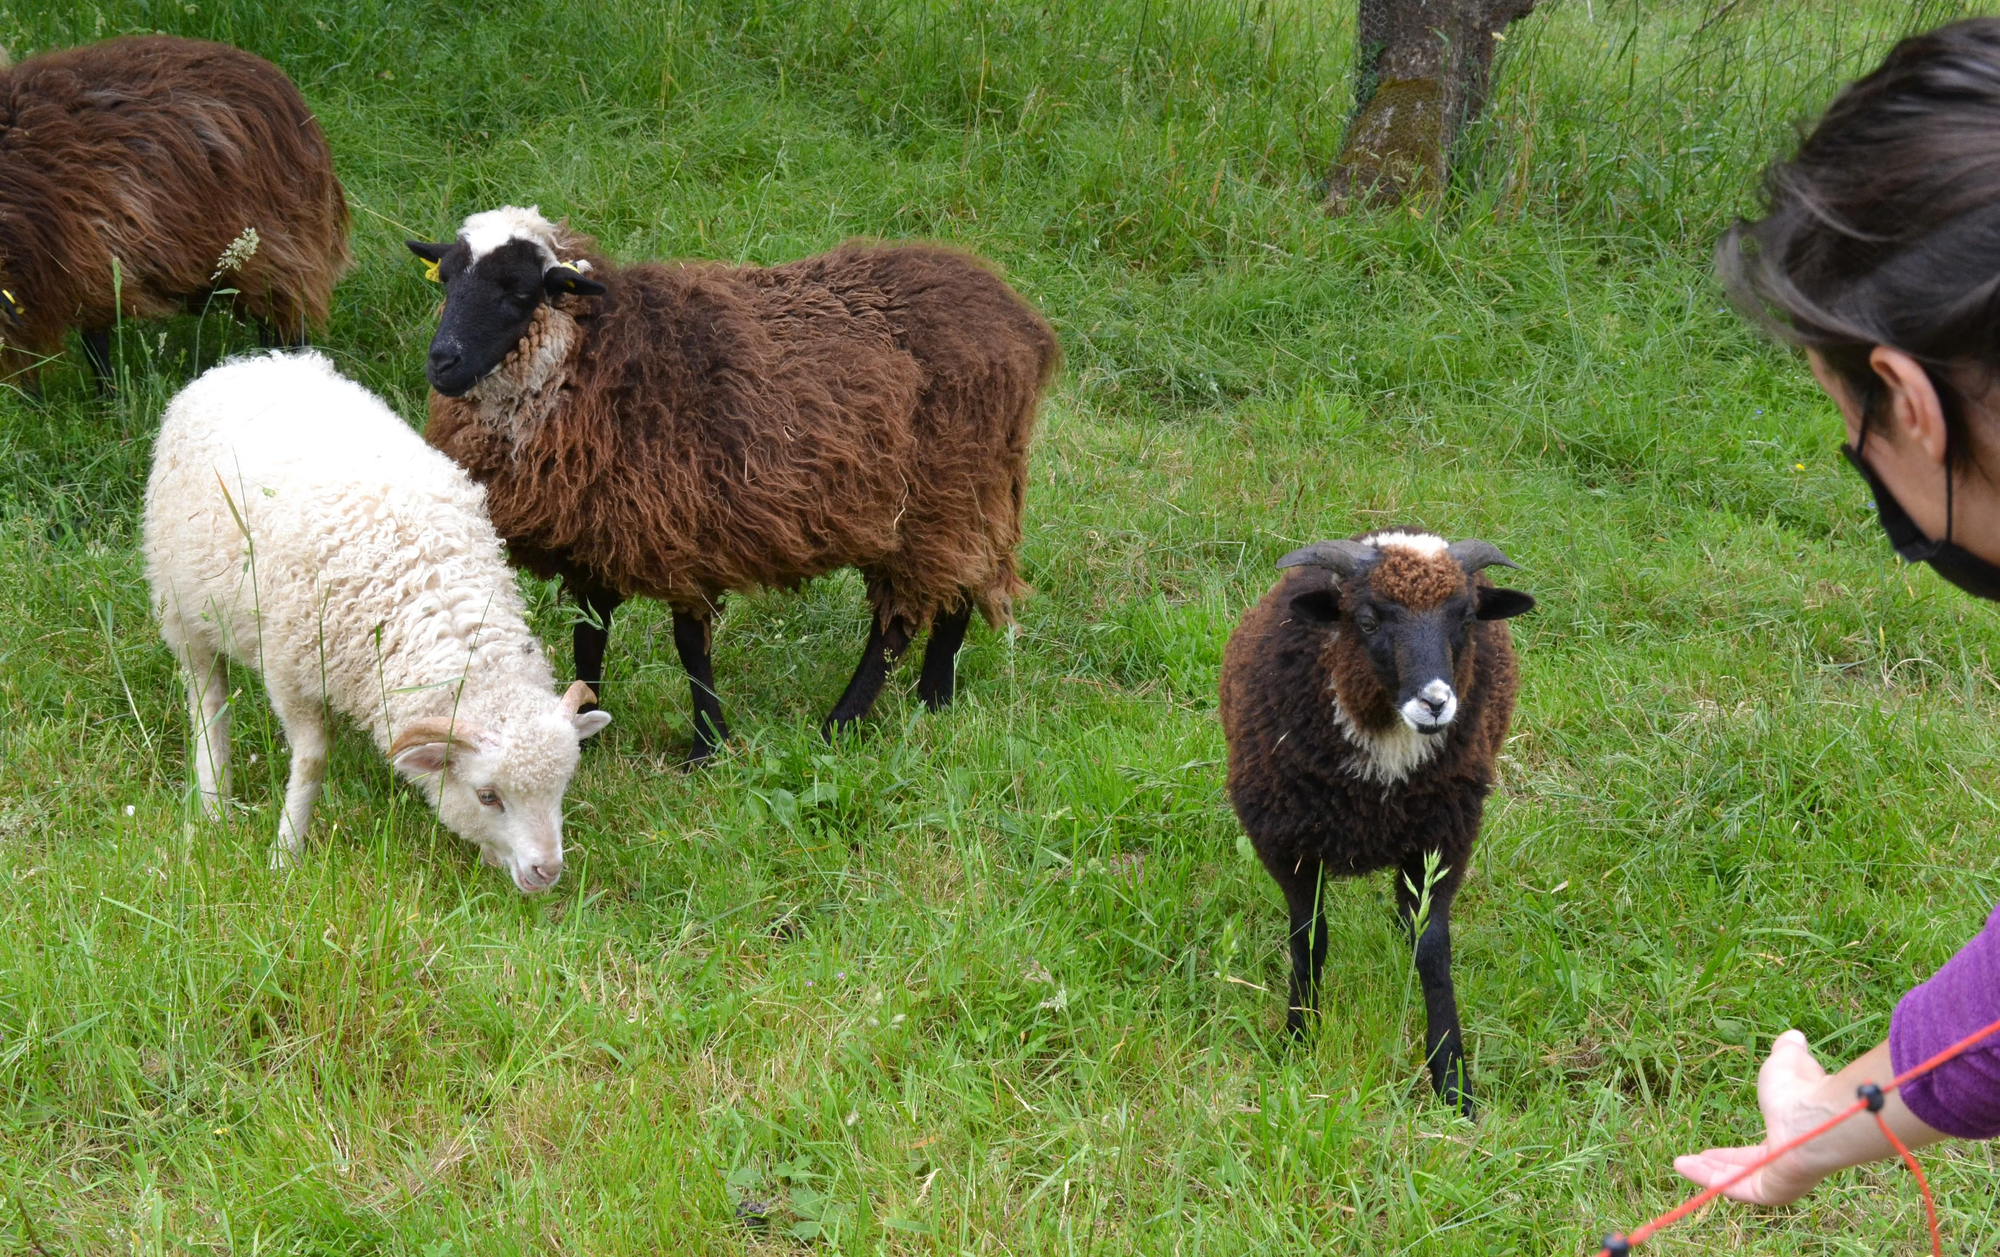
1842 432 2000 600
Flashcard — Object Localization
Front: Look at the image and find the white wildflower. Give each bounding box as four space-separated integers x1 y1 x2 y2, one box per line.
211 227 261 282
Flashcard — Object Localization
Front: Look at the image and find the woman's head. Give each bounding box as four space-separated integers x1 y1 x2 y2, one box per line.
1720 19 2000 444
1721 18 2000 590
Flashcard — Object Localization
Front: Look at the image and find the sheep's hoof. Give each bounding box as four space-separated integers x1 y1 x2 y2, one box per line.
682 741 726 771
1434 1066 1475 1120
268 841 304 871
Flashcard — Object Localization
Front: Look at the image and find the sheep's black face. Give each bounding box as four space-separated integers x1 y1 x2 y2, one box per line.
1348 587 1481 735
1283 535 1536 736
407 238 604 397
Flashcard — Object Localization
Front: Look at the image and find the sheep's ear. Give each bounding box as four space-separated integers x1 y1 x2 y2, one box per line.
1476 587 1536 620
389 716 490 775
545 266 606 297
392 740 458 776
573 709 612 740
1289 589 1342 623
406 240 451 263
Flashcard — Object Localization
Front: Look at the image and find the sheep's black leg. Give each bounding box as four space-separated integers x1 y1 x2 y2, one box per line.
671 606 731 766
1274 857 1329 1039
916 598 973 711
255 319 308 351
82 330 113 394
572 585 624 706
1396 851 1473 1118
821 613 913 739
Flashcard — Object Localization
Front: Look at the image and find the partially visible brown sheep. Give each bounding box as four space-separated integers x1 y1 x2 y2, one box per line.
0 36 350 389
413 207 1058 762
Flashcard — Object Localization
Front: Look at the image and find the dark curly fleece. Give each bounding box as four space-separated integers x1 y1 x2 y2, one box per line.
1219 548 1523 1117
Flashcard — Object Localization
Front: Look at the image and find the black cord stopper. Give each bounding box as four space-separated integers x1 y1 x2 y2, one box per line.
1858 1081 1886 1113
1602 1235 1632 1257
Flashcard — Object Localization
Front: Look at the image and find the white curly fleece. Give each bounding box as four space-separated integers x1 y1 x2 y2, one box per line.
143 352 598 878
146 350 555 737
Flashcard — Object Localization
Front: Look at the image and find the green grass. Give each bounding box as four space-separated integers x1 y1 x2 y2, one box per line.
3 0 2000 1251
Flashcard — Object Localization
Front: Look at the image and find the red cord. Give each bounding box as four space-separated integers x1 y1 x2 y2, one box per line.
1872 1110 1941 1257
1594 1012 2000 1256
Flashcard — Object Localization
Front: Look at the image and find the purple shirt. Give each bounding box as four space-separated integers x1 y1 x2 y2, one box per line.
1890 900 2000 1139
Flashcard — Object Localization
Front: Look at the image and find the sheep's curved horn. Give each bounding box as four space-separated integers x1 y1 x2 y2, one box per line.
560 681 597 714
1277 539 1379 578
387 716 490 762
1445 540 1521 572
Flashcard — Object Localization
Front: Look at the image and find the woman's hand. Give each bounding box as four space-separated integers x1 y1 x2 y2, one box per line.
1673 1032 1945 1206
1673 1030 1840 1203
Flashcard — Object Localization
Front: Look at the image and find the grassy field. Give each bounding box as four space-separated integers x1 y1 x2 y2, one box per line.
3 0 1999 1251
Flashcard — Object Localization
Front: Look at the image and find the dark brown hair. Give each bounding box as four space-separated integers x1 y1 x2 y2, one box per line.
1717 19 2000 457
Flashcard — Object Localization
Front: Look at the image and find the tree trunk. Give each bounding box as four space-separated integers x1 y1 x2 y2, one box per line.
1327 0 1538 211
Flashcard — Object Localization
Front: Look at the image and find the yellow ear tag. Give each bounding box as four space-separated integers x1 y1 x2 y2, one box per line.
1 289 21 315
420 258 441 283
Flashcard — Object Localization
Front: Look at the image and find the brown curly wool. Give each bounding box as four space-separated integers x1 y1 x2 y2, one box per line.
0 36 350 382
426 233 1059 633
464 302 579 442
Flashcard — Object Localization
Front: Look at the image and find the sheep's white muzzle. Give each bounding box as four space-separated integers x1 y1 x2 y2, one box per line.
482 843 564 894
510 858 563 894
1400 679 1458 735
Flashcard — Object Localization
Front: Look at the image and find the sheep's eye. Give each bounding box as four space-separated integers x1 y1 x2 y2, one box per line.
1354 610 1380 633
475 788 502 809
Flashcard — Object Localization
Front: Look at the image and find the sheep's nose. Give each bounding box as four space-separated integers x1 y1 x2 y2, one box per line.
1403 679 1457 731
531 861 562 886
427 346 460 375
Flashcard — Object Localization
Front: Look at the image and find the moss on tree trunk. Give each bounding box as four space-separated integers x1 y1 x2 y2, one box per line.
1328 0 1538 211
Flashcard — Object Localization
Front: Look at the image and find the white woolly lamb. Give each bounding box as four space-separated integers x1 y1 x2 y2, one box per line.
142 351 611 891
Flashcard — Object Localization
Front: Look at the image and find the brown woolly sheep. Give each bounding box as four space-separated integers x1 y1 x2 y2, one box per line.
0 36 350 389
1219 530 1535 1118
411 207 1058 762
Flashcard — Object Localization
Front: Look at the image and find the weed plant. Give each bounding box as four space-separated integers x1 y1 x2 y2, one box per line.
0 0 1996 1251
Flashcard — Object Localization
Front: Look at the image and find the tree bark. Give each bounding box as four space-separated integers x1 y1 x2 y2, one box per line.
1327 0 1538 211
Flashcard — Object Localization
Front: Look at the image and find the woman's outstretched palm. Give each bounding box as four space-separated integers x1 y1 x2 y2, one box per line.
1673 1030 1835 1206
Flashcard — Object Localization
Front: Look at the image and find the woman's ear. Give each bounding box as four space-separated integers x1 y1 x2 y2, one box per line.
1870 346 1949 466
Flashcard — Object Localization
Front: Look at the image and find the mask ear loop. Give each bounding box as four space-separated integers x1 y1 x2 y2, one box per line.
1932 364 1956 547
1945 433 1956 545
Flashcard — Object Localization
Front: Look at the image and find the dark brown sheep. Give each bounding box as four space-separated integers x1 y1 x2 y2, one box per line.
1219 530 1535 1117
0 36 351 389
413 207 1058 762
